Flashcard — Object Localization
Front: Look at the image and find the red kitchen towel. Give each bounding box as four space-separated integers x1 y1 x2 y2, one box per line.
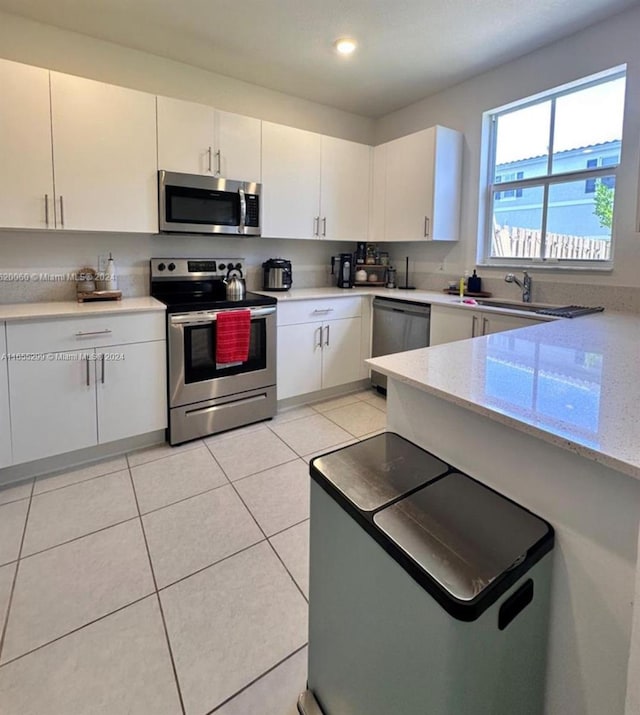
216 309 251 365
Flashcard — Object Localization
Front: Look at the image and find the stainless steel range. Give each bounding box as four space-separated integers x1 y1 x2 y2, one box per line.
151 258 277 445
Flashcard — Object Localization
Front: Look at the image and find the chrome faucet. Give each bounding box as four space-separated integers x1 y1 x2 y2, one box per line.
505 271 532 303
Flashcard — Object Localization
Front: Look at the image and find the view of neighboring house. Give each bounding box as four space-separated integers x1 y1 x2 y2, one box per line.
492 139 620 260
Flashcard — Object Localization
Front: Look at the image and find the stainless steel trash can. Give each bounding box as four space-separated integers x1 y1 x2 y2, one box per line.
299 432 554 715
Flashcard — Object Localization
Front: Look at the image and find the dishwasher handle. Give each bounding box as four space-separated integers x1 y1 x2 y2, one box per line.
373 297 431 318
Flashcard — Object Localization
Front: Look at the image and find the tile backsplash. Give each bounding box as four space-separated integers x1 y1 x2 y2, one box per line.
1 232 639 313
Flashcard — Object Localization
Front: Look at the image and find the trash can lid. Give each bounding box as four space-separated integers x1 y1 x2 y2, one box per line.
310 433 448 512
374 472 552 604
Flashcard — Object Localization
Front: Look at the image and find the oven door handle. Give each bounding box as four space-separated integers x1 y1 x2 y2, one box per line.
169 306 276 325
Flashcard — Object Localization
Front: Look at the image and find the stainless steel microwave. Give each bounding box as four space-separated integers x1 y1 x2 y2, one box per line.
158 170 261 235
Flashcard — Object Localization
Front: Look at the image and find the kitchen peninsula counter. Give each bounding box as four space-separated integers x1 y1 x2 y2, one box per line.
367 311 640 715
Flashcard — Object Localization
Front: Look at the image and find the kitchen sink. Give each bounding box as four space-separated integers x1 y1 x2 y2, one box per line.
474 300 551 313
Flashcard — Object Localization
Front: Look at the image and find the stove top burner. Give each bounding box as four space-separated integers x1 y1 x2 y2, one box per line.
150 257 276 313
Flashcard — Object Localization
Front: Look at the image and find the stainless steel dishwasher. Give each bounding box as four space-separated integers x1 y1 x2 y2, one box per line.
371 297 430 391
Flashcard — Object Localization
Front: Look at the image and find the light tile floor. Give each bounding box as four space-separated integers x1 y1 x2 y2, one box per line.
0 388 385 715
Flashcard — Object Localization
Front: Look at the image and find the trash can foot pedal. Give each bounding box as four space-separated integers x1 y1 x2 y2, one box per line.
297 689 325 714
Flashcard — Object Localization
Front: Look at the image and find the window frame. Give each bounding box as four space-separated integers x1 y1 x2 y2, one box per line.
481 67 626 269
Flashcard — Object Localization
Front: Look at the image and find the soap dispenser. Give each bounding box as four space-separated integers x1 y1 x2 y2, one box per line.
467 269 482 293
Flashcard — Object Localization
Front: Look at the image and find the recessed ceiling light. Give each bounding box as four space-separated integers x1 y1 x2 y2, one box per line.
334 38 357 56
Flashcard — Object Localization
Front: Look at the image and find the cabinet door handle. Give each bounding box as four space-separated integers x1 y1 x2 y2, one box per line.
85 356 91 387
313 216 319 236
482 317 489 335
312 308 334 314
471 315 478 338
59 196 65 227
44 194 50 227
324 325 330 346
215 149 221 176
424 216 430 237
322 217 327 237
101 353 106 384
207 146 212 173
75 329 112 338
315 326 323 349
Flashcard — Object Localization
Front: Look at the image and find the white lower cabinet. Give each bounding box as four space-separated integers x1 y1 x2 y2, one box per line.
0 324 13 467
10 349 98 464
276 298 364 400
96 341 167 444
6 314 167 466
430 304 546 346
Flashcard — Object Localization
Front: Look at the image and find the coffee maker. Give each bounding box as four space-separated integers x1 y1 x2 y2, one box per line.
332 253 354 289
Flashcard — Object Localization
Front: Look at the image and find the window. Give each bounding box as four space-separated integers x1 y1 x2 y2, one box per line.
484 68 626 264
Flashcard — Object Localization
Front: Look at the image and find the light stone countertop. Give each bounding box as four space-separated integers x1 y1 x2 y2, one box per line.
367 311 640 480
0 296 166 322
254 286 560 320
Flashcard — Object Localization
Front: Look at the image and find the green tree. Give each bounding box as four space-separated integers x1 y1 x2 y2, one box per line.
593 180 614 229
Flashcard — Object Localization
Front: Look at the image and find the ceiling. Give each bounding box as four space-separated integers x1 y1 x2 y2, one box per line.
0 0 636 117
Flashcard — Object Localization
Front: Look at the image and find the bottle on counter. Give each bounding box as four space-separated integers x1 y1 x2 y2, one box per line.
105 252 118 291
467 269 482 293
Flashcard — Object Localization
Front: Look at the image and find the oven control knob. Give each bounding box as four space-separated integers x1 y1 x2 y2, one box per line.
226 263 234 271
157 262 166 271
234 263 242 270
168 262 176 272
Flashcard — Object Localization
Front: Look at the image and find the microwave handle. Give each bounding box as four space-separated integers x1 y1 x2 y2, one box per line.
238 188 246 234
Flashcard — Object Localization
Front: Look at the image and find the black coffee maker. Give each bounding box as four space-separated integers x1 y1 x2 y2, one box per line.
334 253 353 289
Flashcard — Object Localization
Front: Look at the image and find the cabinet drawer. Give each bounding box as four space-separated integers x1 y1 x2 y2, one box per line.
7 312 166 353
277 297 362 326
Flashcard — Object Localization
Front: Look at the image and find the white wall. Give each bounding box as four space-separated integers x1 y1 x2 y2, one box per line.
376 5 640 289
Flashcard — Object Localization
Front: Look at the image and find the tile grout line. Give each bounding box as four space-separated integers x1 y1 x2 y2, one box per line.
267 516 309 541
0 478 35 662
223 464 310 605
138 479 232 518
31 462 129 498
17 515 140 562
125 459 187 715
205 643 309 715
157 539 267 593
0 592 154 669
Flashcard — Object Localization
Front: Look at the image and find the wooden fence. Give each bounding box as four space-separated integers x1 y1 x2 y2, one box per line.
492 226 611 261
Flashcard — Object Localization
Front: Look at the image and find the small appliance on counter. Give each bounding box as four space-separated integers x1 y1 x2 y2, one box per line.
332 253 353 289
262 258 292 291
385 266 397 289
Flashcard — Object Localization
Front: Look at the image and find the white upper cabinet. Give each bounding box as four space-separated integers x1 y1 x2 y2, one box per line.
214 110 261 182
262 122 371 241
157 95 216 175
375 125 463 242
262 121 322 239
320 136 370 242
50 72 157 232
157 97 261 182
369 143 387 243
0 59 54 229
